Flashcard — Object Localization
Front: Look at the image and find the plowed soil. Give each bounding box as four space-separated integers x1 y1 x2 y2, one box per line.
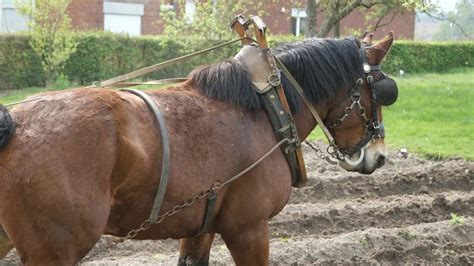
1 141 473 265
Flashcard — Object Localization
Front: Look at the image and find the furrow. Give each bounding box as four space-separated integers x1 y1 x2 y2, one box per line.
267 218 474 265
272 191 474 238
291 159 473 203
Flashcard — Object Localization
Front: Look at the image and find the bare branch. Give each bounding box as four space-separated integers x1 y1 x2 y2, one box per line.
423 11 472 39
372 12 397 31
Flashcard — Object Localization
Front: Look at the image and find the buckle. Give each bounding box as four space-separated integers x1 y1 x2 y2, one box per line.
268 72 281 87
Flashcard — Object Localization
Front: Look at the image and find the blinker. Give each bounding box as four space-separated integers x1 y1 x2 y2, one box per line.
374 77 398 106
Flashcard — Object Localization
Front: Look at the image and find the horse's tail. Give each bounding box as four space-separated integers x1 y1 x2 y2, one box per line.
0 105 15 150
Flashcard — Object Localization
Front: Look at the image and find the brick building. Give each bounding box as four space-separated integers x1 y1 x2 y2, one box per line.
264 2 415 39
1 0 415 39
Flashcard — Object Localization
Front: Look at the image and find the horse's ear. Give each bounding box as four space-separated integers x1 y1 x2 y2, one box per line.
368 31 394 64
362 32 374 45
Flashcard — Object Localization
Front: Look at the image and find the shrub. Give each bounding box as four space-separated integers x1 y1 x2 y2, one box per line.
0 33 46 89
0 32 472 90
16 0 77 83
383 41 473 74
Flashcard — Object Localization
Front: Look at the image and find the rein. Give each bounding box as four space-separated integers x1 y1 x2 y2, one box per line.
100 37 252 88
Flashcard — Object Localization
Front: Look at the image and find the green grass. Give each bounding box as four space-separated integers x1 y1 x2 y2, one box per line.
0 86 68 105
0 83 171 106
1 68 473 160
0 76 76 105
450 213 465 226
310 68 474 160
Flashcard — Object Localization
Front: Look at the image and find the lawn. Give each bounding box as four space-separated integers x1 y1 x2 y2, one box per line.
382 68 474 160
309 68 474 160
1 68 473 160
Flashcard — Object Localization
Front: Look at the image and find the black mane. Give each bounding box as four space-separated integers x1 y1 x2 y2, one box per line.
188 37 363 111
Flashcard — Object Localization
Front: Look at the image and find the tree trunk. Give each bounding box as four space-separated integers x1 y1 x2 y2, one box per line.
306 0 318 38
333 0 340 38
318 0 365 37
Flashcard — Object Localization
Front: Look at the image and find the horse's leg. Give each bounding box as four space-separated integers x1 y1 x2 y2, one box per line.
221 220 270 265
178 233 215 266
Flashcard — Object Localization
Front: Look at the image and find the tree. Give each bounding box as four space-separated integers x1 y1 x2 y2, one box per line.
305 0 438 38
16 0 77 83
433 0 474 40
306 0 318 37
160 0 266 50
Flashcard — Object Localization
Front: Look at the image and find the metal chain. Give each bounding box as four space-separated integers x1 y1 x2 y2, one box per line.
115 183 221 244
327 92 369 129
303 140 339 165
112 138 289 245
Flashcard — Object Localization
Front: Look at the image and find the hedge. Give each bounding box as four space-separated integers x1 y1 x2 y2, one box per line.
383 41 473 74
0 33 45 89
0 32 472 90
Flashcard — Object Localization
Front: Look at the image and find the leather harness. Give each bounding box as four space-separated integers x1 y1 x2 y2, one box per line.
232 15 308 188
107 15 398 237
234 45 306 187
119 43 308 235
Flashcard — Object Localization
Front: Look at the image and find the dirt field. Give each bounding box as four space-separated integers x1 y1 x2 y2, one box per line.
1 140 473 265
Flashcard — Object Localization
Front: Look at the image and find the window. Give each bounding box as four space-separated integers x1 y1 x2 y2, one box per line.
1 0 28 33
103 1 144 35
291 8 307 37
185 0 195 23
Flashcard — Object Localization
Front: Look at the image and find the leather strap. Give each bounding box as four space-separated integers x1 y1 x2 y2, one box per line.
196 191 218 235
260 88 302 186
101 38 247 87
104 78 188 88
274 56 337 146
120 89 171 224
276 86 307 187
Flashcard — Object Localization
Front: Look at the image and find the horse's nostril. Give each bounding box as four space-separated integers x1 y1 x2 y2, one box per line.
377 154 386 168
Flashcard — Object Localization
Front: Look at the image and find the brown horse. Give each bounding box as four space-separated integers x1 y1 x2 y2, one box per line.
0 33 394 265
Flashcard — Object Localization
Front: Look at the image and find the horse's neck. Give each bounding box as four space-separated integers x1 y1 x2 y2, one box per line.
292 99 330 141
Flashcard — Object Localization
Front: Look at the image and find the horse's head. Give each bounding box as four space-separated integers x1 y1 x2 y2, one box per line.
324 32 397 174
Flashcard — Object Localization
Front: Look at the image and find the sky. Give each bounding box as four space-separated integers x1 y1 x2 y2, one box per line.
434 0 458 12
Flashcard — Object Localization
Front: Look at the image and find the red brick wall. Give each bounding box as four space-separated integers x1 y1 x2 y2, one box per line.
68 0 103 31
68 0 162 34
142 0 161 35
261 0 415 40
66 0 414 39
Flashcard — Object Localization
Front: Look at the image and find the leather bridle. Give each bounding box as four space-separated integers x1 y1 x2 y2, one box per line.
324 44 387 159
275 43 394 166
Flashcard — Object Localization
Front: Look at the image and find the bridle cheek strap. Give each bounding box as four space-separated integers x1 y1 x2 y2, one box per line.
274 56 343 160
275 45 388 164
275 56 365 166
